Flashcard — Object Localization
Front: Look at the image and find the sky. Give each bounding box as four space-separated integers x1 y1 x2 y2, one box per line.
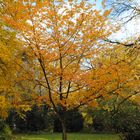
93 0 104 10
112 16 140 42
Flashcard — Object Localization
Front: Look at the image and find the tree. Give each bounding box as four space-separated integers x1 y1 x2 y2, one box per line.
0 1 114 139
107 0 140 23
81 100 140 139
0 21 30 119
0 4 32 119
1 0 139 140
0 22 15 118
7 104 51 132
106 0 140 48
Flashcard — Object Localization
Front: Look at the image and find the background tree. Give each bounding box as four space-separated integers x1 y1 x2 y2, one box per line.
0 20 33 139
0 0 33 120
81 100 140 137
107 0 140 23
106 0 140 48
7 104 51 132
0 22 31 119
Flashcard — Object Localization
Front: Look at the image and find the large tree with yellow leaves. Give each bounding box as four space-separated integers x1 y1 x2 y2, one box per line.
0 0 139 139
0 20 33 119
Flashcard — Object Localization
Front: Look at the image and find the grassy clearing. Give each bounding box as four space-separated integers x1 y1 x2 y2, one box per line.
17 133 120 140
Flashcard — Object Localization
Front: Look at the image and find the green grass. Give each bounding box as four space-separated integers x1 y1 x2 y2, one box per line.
17 133 120 140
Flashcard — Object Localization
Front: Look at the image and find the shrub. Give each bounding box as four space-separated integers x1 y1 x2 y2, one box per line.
0 120 14 140
120 132 140 140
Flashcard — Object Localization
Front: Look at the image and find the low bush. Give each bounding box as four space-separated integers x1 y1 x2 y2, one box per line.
0 120 18 140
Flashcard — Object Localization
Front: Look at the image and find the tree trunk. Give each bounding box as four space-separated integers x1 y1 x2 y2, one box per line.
61 120 67 140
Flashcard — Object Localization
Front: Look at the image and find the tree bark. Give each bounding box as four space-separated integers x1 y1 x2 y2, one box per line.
61 119 67 140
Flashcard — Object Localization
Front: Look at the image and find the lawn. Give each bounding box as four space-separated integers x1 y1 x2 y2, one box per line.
18 133 120 140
